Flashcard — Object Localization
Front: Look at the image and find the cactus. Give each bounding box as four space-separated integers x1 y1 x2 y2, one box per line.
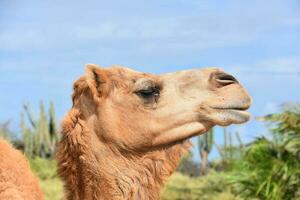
23 103 37 128
229 129 232 158
49 101 59 153
0 120 13 141
223 127 228 159
214 140 225 158
20 101 60 158
235 131 244 149
21 112 35 156
222 127 234 159
198 128 214 175
222 128 245 160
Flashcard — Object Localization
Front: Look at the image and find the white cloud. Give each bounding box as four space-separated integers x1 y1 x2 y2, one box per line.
229 57 300 75
1 0 300 53
258 57 300 73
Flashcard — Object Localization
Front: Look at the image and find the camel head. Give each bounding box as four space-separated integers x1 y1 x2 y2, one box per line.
58 64 251 199
72 64 251 151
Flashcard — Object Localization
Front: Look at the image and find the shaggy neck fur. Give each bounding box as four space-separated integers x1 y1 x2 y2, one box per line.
57 108 191 200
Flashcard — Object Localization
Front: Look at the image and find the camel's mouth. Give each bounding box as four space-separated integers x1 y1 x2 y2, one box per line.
209 105 251 125
218 108 250 120
212 106 250 111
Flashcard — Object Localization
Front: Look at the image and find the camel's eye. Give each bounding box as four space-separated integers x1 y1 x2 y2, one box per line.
136 87 160 100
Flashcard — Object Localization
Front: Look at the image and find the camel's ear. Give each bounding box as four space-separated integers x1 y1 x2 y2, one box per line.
85 64 109 99
72 64 109 107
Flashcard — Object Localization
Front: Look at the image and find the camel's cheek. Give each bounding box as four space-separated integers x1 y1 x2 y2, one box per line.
95 99 154 149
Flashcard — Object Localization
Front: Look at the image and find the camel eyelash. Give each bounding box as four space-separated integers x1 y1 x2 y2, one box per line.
136 87 160 99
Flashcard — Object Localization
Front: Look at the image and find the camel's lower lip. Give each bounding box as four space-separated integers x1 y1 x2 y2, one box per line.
224 109 251 124
226 109 250 119
210 107 251 124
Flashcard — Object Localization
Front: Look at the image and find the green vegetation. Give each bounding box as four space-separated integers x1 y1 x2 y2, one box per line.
229 104 300 200
161 172 238 200
20 101 60 158
29 158 63 200
1 102 300 199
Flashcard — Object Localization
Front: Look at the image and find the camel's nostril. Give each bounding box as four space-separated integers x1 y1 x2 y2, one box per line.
217 73 237 82
212 72 238 87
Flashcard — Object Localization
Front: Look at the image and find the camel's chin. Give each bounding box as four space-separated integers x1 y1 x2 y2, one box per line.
212 109 251 126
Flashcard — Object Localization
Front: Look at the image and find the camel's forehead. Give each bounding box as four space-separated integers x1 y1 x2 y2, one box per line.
160 67 223 81
107 65 154 78
106 66 223 81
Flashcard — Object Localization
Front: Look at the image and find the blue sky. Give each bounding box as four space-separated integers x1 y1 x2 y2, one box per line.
1 0 300 161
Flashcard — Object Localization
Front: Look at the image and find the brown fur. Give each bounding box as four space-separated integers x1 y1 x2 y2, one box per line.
57 65 251 200
57 108 192 200
0 139 43 200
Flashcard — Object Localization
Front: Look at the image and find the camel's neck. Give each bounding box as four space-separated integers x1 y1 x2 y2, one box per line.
88 143 190 200
57 109 191 200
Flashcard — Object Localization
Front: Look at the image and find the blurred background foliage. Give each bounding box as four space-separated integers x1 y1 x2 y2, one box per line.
20 101 60 158
229 104 300 200
0 102 299 200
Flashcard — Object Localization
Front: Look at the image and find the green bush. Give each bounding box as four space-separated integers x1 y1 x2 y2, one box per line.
29 157 63 200
229 104 300 200
29 157 58 180
40 178 63 200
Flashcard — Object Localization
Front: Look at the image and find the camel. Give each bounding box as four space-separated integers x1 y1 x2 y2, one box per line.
0 139 44 200
56 64 251 200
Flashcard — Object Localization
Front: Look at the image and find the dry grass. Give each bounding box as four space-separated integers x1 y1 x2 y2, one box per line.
161 172 238 200
40 178 63 200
